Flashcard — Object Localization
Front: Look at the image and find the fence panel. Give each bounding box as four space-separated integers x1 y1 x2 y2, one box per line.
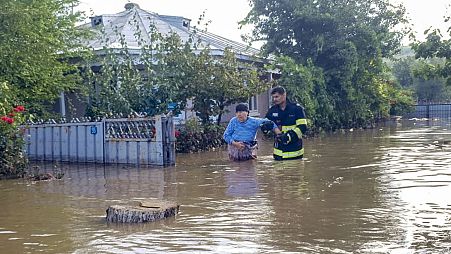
26 122 105 163
25 116 175 166
404 104 451 119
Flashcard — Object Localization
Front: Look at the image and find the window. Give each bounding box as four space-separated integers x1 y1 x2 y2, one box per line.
248 96 258 112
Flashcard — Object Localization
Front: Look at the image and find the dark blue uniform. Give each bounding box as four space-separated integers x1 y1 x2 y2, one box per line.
265 102 307 160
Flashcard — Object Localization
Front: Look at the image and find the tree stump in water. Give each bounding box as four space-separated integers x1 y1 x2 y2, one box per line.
106 200 179 223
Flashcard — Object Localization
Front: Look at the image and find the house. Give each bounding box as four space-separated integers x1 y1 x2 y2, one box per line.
56 3 277 122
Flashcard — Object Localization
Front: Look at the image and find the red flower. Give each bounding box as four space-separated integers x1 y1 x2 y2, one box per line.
1 116 14 124
175 130 181 138
13 105 25 112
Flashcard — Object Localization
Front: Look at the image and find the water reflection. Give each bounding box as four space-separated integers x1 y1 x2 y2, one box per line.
1 119 451 253
225 161 259 197
373 120 451 252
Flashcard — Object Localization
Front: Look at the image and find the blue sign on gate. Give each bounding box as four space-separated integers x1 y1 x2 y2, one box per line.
91 125 97 135
168 102 177 110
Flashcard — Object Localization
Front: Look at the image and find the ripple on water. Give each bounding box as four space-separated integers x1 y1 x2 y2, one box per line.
370 125 451 252
3 121 451 253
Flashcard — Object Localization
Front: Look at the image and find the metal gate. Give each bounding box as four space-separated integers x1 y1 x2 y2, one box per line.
404 104 451 119
25 115 175 166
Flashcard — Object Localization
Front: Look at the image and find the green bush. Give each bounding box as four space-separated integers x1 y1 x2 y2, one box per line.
175 118 226 153
0 105 28 179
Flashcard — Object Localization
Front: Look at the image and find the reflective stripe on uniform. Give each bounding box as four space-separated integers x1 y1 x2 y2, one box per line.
281 125 297 132
292 127 302 138
296 118 307 125
281 124 303 137
282 118 306 131
273 148 304 158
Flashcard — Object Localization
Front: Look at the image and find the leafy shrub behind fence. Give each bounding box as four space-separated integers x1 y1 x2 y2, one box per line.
175 118 226 153
0 105 28 179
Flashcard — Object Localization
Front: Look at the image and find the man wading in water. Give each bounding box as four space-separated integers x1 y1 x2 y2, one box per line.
223 103 280 161
265 86 308 160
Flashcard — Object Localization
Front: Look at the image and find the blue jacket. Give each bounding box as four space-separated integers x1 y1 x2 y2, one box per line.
223 117 276 144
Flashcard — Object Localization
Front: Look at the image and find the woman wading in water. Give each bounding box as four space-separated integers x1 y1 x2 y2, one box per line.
223 103 280 161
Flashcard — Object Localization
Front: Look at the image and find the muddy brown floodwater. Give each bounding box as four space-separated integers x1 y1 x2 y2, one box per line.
1 119 451 253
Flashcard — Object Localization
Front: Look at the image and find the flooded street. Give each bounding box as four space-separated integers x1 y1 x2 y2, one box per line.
1 119 451 253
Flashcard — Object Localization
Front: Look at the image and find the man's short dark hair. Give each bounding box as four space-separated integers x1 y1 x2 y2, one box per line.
271 86 286 95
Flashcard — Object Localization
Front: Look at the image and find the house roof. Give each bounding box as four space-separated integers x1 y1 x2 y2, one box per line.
79 3 262 60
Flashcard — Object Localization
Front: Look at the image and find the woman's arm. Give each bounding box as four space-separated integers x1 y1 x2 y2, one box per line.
223 118 235 144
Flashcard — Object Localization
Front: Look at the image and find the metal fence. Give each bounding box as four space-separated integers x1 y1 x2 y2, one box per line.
404 104 451 119
25 115 175 166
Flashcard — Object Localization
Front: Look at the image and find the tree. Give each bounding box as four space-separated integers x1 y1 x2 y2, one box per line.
85 15 269 125
0 0 88 178
414 77 449 102
392 57 415 88
242 0 407 62
388 48 451 103
187 47 267 125
83 24 193 118
242 0 412 130
412 15 451 86
0 0 90 116
268 56 335 132
390 57 451 102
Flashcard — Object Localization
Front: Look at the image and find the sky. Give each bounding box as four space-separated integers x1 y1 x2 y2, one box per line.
77 0 450 47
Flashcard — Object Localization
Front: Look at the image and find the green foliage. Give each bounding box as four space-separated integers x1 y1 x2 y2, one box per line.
391 57 415 87
0 1 90 178
184 117 203 133
411 59 450 102
414 77 450 102
384 81 415 116
175 119 225 153
189 48 269 124
85 15 269 125
83 22 188 117
390 54 451 102
0 0 91 116
268 56 334 132
412 20 451 87
0 101 28 179
243 0 407 62
243 0 412 131
0 82 16 116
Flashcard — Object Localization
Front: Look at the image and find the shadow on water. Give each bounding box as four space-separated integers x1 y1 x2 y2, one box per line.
1 118 451 253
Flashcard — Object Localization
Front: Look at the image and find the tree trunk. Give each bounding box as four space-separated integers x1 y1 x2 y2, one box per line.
216 113 222 125
216 104 225 125
106 200 179 223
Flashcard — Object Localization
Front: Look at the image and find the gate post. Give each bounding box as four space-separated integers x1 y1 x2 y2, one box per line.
165 116 175 165
157 115 175 166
